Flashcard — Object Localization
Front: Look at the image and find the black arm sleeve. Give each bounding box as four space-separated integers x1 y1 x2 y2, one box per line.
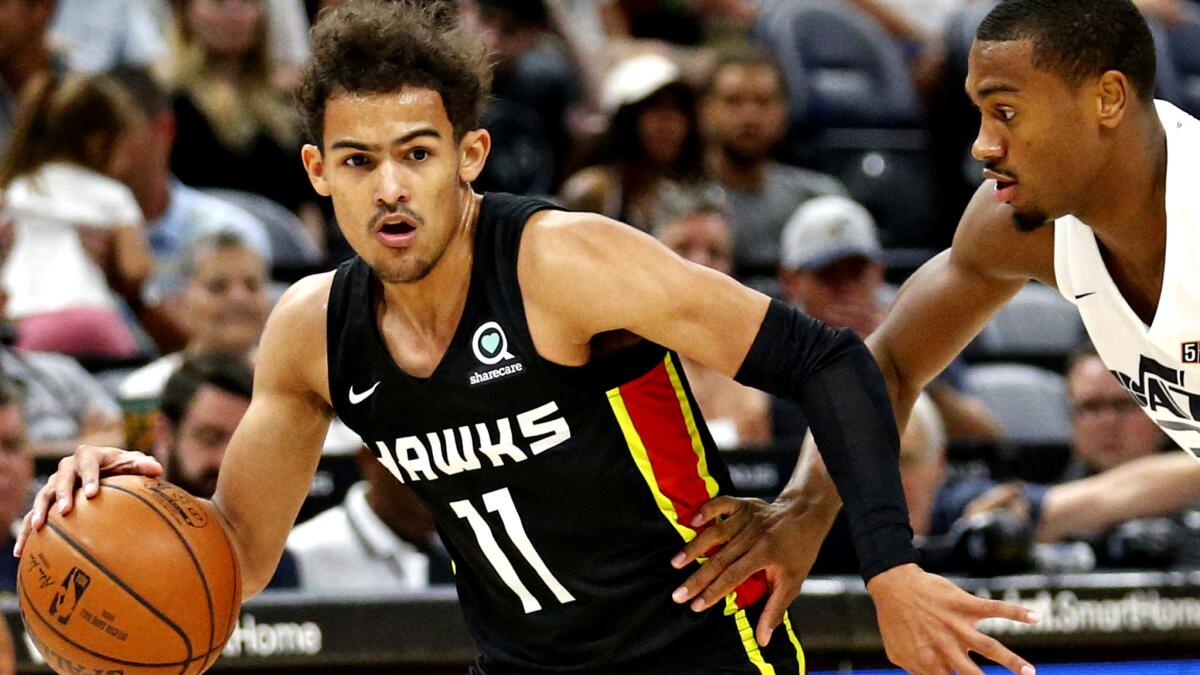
735 299 915 580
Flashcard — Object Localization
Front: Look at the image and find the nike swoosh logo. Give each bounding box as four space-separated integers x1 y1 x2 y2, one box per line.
1074 292 1097 300
348 382 381 405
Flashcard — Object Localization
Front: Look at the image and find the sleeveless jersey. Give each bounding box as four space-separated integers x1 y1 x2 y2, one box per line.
326 193 805 674
1054 100 1200 458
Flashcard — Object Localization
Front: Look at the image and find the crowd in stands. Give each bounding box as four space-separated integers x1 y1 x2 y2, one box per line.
3 0 1200 601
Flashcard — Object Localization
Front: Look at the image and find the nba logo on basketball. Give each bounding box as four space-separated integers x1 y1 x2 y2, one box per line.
1184 341 1200 364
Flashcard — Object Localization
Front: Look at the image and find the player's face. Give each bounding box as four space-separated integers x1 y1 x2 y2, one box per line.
164 385 250 499
657 212 733 276
966 39 1103 232
185 245 268 355
0 404 31 527
302 88 489 284
1069 356 1164 472
702 64 787 163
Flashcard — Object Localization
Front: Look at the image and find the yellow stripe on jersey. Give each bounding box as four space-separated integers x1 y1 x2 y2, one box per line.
783 610 806 674
663 353 721 500
606 387 697 543
724 594 775 675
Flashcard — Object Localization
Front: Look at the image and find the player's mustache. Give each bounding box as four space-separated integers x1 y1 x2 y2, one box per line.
984 161 1019 181
369 204 426 230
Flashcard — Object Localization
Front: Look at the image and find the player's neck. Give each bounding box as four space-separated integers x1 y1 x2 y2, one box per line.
378 190 481 336
1077 110 1168 261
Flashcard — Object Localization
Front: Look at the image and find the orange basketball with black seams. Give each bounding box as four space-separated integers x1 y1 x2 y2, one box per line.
17 475 242 674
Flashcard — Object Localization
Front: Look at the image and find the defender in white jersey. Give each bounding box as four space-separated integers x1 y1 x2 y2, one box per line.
678 0 1200 630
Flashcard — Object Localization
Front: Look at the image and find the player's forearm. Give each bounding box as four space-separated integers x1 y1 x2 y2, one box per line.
776 432 842 525
1037 452 1200 542
736 300 913 580
206 495 284 599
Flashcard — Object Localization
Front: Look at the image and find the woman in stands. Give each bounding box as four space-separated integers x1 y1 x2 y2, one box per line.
160 0 317 230
0 72 152 360
560 52 706 232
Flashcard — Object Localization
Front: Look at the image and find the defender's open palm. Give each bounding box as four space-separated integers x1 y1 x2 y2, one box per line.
14 445 162 558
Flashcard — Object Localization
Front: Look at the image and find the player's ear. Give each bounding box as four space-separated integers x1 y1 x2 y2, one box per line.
458 129 491 184
301 144 331 197
1096 70 1130 130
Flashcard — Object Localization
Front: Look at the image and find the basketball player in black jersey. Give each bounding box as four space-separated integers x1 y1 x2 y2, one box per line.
18 2 1038 673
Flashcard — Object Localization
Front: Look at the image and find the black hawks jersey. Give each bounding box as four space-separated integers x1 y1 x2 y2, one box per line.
326 193 805 674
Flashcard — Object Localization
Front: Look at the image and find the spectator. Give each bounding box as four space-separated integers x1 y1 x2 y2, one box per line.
120 230 268 410
0 71 153 359
0 0 59 155
469 0 580 196
49 0 168 73
562 53 704 232
154 351 297 587
160 0 314 223
0 290 124 458
287 445 450 592
650 184 771 448
699 46 847 276
779 195 1003 442
108 65 272 351
0 379 32 595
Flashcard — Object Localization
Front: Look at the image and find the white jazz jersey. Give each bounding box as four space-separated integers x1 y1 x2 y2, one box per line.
1054 100 1200 458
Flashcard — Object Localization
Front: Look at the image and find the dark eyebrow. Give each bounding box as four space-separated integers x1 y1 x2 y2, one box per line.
329 128 442 152
968 82 1021 100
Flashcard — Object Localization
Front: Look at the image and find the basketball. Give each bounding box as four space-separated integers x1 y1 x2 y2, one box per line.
16 475 242 674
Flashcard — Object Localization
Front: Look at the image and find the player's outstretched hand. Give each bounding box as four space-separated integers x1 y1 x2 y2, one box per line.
868 563 1039 674
669 494 838 646
13 445 163 558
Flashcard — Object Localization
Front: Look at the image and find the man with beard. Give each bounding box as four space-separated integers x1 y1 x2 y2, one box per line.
699 46 848 275
155 351 298 588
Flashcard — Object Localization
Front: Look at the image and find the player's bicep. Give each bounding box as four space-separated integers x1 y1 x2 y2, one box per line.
868 249 1023 410
524 214 770 376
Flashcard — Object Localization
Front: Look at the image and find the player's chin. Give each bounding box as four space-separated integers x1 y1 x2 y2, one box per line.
1010 206 1051 233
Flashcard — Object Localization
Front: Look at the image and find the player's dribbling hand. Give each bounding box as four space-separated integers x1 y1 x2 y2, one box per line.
13 445 163 558
868 563 1039 675
0 611 15 675
669 494 839 646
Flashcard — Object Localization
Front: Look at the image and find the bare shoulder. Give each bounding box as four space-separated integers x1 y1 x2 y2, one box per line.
519 209 656 280
256 271 335 405
951 181 1056 287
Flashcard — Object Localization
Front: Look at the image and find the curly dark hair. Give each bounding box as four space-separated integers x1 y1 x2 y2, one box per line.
297 0 493 147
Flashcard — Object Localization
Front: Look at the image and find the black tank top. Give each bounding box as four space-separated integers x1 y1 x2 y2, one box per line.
326 193 785 673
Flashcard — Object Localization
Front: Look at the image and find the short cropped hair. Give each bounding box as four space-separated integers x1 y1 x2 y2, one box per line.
977 0 1156 101
160 352 254 428
297 0 493 146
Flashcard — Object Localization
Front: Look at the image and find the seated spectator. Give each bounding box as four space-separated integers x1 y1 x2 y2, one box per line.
700 46 847 276
120 231 268 448
925 345 1197 572
287 445 451 592
0 290 124 457
160 0 315 225
0 71 153 359
561 53 703 232
49 0 168 74
0 0 60 156
649 184 771 449
155 350 297 587
779 195 1002 442
108 65 272 351
0 379 32 596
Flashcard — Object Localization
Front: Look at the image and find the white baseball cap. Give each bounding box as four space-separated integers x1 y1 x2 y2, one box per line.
780 195 882 271
600 53 682 113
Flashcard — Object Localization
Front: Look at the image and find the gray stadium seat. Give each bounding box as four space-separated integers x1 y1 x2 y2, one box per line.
963 363 1071 444
1162 6 1200 116
201 188 324 268
971 283 1085 361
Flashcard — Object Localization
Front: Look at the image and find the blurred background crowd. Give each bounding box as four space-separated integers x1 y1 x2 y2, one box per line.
3 0 1200 599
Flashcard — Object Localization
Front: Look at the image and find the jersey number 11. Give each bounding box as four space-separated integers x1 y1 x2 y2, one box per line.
450 487 577 613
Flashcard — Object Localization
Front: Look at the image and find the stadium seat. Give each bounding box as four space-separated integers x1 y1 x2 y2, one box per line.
201 188 324 268
970 283 1085 364
963 363 1071 444
1161 6 1200 116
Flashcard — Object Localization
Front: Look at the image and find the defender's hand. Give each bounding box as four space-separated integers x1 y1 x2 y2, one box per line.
14 446 162 558
669 494 838 646
868 564 1039 675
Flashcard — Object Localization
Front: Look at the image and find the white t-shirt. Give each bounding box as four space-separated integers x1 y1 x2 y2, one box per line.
1 162 144 318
